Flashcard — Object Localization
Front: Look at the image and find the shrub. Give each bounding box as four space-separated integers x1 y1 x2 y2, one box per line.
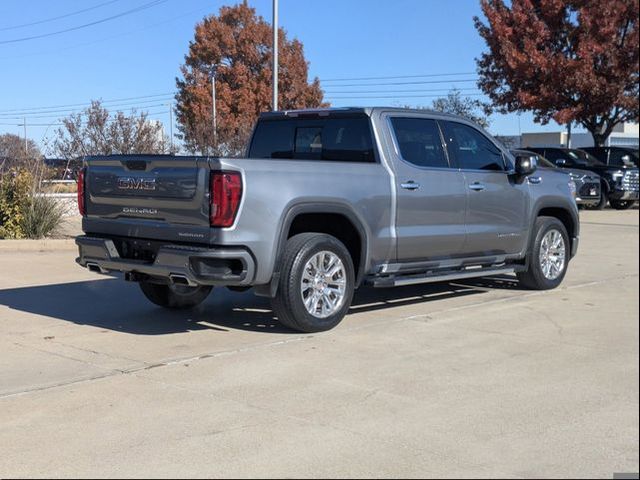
0 169 64 239
20 195 64 239
0 169 32 239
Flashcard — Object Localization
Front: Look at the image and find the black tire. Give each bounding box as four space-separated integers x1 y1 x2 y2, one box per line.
592 183 608 210
139 281 212 309
517 216 570 290
609 199 635 210
271 233 355 333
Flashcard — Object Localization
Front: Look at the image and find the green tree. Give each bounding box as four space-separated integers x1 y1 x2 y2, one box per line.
431 89 491 128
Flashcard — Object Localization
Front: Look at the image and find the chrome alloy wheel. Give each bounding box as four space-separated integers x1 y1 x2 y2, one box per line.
300 251 347 318
539 229 566 280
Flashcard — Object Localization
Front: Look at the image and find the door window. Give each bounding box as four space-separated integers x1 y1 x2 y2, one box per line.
390 118 450 169
443 122 505 171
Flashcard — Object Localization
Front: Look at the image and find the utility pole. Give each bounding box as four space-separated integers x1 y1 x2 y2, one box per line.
272 0 279 111
211 67 217 153
567 122 572 148
168 104 174 152
23 117 28 157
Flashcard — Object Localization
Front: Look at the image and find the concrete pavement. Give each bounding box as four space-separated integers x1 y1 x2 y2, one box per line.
0 209 638 478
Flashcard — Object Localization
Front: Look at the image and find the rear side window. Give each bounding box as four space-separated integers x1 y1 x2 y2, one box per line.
390 118 449 168
249 116 375 162
443 122 505 171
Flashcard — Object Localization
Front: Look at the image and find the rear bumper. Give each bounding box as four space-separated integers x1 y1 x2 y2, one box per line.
76 235 255 286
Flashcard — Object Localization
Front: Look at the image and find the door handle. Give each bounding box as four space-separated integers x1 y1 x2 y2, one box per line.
528 176 542 184
468 182 485 191
401 181 421 190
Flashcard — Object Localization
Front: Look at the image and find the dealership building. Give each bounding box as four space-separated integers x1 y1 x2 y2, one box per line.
499 122 639 149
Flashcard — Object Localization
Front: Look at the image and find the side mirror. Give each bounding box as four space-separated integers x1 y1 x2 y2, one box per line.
555 159 567 167
515 154 538 176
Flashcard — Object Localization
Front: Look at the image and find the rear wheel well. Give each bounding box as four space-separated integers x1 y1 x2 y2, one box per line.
287 213 364 283
537 207 576 246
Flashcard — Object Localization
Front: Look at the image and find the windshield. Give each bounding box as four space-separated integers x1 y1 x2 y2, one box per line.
568 149 605 166
535 155 556 169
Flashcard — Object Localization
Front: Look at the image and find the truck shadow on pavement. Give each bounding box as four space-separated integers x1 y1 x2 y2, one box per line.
0 275 521 335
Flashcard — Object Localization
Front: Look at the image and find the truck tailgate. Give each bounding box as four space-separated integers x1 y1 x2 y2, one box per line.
83 155 212 243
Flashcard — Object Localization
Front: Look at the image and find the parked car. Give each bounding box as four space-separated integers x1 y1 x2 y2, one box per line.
511 149 601 208
582 146 639 168
526 147 639 210
76 108 579 333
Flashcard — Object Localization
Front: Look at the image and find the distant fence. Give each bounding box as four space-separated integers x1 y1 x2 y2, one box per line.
42 180 75 184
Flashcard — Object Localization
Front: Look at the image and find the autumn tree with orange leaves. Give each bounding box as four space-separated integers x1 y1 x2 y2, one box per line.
175 2 325 155
475 0 639 146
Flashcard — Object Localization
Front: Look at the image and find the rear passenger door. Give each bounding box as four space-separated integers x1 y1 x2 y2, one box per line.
389 116 467 262
441 121 529 257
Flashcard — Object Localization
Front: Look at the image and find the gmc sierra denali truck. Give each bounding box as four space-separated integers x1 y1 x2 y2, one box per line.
76 107 579 333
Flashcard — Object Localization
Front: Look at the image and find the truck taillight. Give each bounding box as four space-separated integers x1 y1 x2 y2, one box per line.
77 168 86 216
210 171 242 227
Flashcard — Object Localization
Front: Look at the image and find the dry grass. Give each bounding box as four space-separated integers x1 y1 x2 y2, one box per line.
40 182 77 194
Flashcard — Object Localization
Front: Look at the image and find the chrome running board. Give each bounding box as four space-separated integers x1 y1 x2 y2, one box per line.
370 266 516 288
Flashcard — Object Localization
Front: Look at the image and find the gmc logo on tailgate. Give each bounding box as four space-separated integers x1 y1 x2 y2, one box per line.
117 177 156 191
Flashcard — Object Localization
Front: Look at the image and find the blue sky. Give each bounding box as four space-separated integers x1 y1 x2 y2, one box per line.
0 0 575 153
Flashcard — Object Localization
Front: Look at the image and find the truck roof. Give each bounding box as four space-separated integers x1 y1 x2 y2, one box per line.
259 107 465 121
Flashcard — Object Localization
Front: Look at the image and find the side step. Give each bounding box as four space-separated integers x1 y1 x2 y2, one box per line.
370 266 516 288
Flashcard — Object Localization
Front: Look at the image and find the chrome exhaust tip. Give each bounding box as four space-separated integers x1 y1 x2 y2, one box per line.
169 274 196 287
86 262 108 274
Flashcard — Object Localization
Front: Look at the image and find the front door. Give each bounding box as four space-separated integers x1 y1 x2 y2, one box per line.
389 116 467 262
440 121 529 257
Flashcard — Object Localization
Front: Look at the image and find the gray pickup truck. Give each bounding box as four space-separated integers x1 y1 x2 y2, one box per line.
76 107 579 332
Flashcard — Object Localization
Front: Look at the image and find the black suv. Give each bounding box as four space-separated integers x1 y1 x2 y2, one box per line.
526 147 639 210
511 149 601 207
582 147 639 168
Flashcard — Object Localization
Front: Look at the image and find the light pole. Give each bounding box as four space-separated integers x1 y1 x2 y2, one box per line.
164 102 174 153
272 0 278 111
209 61 231 154
210 66 217 153
169 104 174 152
22 117 27 156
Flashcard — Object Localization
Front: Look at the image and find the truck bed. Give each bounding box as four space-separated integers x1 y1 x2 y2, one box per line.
82 154 394 284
